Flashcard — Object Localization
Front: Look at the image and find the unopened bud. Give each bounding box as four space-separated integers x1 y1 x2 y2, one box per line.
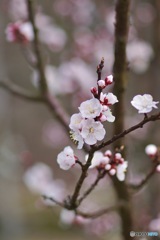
145 144 158 156
109 168 116 176
97 80 106 89
91 87 98 96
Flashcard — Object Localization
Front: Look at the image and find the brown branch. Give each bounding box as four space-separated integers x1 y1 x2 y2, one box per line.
112 1 132 239
0 80 42 102
69 149 95 209
128 162 159 193
95 113 160 151
27 0 47 94
42 195 65 208
78 169 106 205
76 201 126 219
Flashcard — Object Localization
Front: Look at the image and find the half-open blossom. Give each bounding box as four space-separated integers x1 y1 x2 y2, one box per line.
101 108 115 122
145 144 158 156
89 151 110 169
81 119 106 145
6 21 34 43
100 92 118 105
79 98 102 119
116 161 128 181
57 146 76 170
105 75 113 85
131 94 159 113
69 113 83 130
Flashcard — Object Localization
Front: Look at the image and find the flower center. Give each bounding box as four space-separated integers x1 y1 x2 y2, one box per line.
89 127 94 133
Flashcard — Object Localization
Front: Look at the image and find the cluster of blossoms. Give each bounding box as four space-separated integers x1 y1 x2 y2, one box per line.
89 150 128 181
69 75 118 149
57 146 127 181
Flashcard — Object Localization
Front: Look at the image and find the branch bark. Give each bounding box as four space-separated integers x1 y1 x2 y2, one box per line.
112 1 132 239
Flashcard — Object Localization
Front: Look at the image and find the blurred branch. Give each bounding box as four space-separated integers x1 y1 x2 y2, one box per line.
27 0 47 94
78 169 106 205
42 195 65 208
128 163 159 193
76 201 126 219
27 0 71 133
112 0 132 239
95 113 160 151
0 80 42 102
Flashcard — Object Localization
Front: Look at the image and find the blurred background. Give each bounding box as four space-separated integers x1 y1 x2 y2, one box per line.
0 0 160 239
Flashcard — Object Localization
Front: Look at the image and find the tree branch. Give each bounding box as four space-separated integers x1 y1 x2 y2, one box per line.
95 113 160 151
69 149 95 209
78 169 106 205
76 201 126 219
42 195 65 208
128 162 159 193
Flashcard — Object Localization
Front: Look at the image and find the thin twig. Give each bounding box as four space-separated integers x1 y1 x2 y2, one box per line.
78 169 106 204
42 195 65 208
128 162 159 193
95 113 160 151
76 201 126 219
27 0 47 94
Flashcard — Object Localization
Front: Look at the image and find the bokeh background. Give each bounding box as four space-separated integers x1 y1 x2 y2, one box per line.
0 0 160 240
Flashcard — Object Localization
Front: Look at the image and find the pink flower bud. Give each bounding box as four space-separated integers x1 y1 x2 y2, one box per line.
109 168 116 176
97 80 106 89
105 164 111 170
104 150 112 158
115 153 122 160
91 87 98 96
105 75 113 85
145 144 158 157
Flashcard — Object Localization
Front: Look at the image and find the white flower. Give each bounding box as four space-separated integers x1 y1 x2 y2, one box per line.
131 94 159 113
69 113 83 130
79 98 102 119
57 146 76 170
101 108 115 122
89 151 110 169
81 119 106 145
100 92 118 105
98 80 105 88
145 144 158 156
116 161 128 181
60 209 75 225
70 130 84 149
